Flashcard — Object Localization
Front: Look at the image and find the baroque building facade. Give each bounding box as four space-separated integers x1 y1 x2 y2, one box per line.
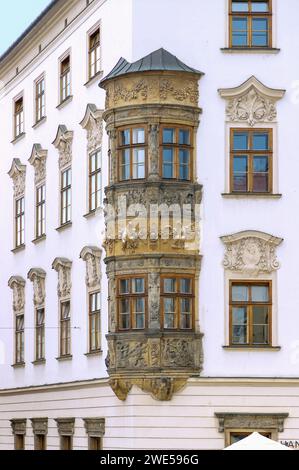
0 0 298 450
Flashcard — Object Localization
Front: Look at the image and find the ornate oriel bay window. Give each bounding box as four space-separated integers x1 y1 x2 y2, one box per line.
100 48 204 401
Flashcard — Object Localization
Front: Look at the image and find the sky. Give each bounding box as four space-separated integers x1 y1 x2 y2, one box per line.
0 0 52 56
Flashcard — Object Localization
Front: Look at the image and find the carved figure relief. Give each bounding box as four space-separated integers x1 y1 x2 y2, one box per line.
80 246 102 290
80 104 104 153
8 159 26 198
28 144 47 185
52 125 73 169
52 258 72 298
27 268 46 307
8 276 26 313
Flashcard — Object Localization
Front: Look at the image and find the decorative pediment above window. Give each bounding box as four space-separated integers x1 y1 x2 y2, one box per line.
10 419 27 435
8 276 26 313
221 230 283 275
215 412 288 434
80 246 102 290
218 76 285 126
8 158 26 198
83 418 105 437
52 257 72 299
55 418 75 436
27 268 46 307
31 418 48 436
80 104 104 153
52 125 73 169
28 144 47 185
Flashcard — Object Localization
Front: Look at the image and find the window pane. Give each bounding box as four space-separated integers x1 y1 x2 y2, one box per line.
253 156 269 192
232 285 249 302
232 325 247 344
163 148 174 178
252 133 269 150
133 128 145 144
251 285 269 302
179 149 190 180
232 307 247 325
121 129 130 146
164 298 175 329
180 278 192 294
133 149 145 179
132 278 145 294
163 128 175 144
252 32 268 46
164 279 176 293
253 324 269 344
233 133 248 150
134 298 145 329
232 1 249 12
164 298 175 313
233 156 247 191
121 149 130 180
120 279 130 294
179 129 190 145
252 18 268 31
232 17 248 46
253 305 269 324
252 1 269 12
180 299 192 329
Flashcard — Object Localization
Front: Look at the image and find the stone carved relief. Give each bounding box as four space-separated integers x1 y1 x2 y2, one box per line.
83 418 105 437
162 338 194 368
215 413 289 434
109 377 188 402
219 76 285 127
221 231 283 275
27 268 46 307
52 258 72 299
10 419 26 435
116 341 148 369
148 272 160 326
52 125 73 169
80 104 104 153
108 277 117 332
160 79 199 104
55 418 75 436
148 123 159 178
28 144 47 185
113 79 148 104
31 418 48 436
109 379 133 401
8 276 25 314
8 159 26 198
80 246 102 290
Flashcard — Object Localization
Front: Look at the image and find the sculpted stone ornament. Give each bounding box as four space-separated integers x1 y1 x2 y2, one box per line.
8 276 26 313
8 159 26 198
80 104 104 153
31 418 48 436
52 125 73 169
27 268 46 307
28 144 47 185
109 377 188 402
219 76 285 126
80 246 102 290
52 258 72 299
221 230 283 275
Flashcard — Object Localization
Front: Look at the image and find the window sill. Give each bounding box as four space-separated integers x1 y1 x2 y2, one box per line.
221 47 280 54
56 95 73 110
11 362 25 368
84 71 103 87
83 209 103 219
32 116 47 129
32 234 46 244
223 346 281 351
32 359 46 365
85 350 103 357
222 193 282 199
56 222 72 232
56 355 73 362
11 244 25 254
11 133 26 144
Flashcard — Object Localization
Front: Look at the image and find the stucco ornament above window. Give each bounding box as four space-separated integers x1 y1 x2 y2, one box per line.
28 144 47 185
8 158 26 198
218 76 285 126
52 257 72 299
221 230 283 275
27 268 46 307
80 246 102 290
80 104 104 153
52 125 73 169
8 276 26 314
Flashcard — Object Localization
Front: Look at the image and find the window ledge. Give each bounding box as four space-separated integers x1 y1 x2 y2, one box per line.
83 208 103 219
221 47 280 54
11 244 26 254
223 346 281 351
32 116 47 129
11 133 26 144
56 355 73 362
222 193 282 199
56 222 72 232
32 359 46 365
32 234 46 244
11 362 25 368
84 71 103 87
56 95 73 110
85 350 103 357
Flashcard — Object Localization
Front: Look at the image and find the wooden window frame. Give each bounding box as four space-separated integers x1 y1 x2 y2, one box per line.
89 291 101 352
229 0 272 48
14 97 24 138
116 275 148 331
15 196 25 248
88 28 101 79
60 167 72 225
89 149 102 212
88 436 102 451
34 434 47 451
160 274 195 331
36 183 46 238
160 125 193 181
35 77 45 123
15 311 24 364
14 434 25 450
60 300 71 357
117 126 148 182
60 435 73 451
35 307 45 361
60 55 71 103
229 280 272 347
230 128 273 194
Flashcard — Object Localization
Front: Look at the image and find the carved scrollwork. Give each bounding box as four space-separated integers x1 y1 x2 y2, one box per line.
52 258 72 299
80 104 104 153
27 268 46 307
28 144 47 185
80 246 102 290
8 276 26 314
8 159 26 198
52 125 73 169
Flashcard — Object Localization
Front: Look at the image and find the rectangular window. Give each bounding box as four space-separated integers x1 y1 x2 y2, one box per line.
15 196 25 247
89 292 101 352
36 308 45 361
161 276 194 330
229 431 272 445
88 436 102 450
34 434 46 450
89 150 102 211
118 127 147 181
230 129 272 193
60 301 71 357
117 277 147 330
60 55 71 102
61 168 72 225
15 312 24 364
14 97 24 138
36 184 46 238
230 1 272 48
161 127 193 180
89 28 100 79
230 281 272 346
15 434 25 450
35 77 45 123
60 435 72 450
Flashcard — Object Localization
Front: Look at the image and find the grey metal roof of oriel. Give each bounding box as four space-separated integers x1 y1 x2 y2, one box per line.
100 48 204 86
